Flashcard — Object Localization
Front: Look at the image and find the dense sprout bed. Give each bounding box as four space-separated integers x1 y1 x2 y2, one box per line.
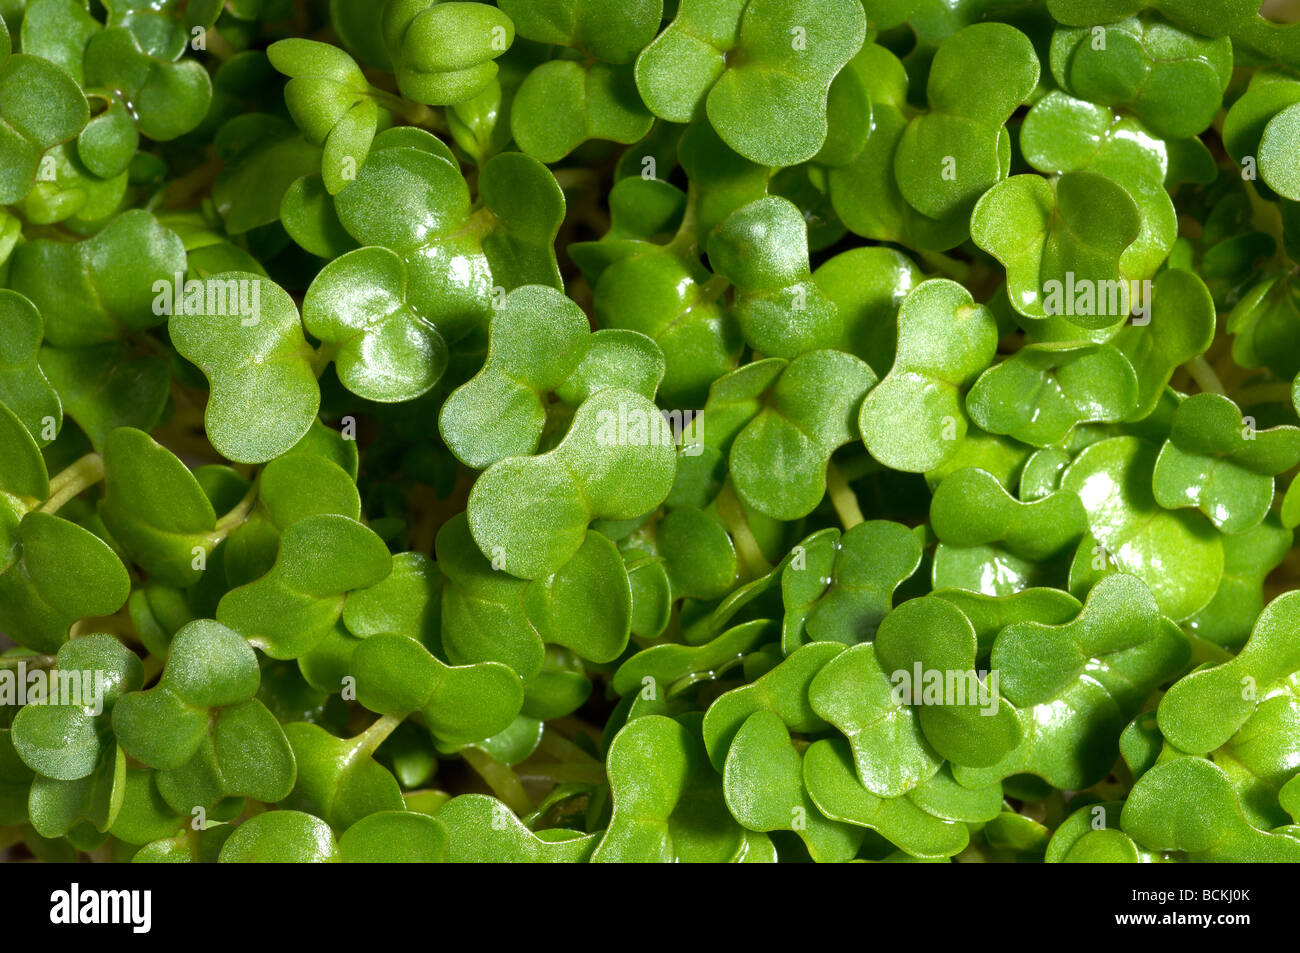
1 0 1300 864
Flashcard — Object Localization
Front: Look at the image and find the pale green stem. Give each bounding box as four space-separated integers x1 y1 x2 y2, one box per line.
516 763 607 786
209 481 260 541
666 184 701 258
826 462 864 531
0 654 55 669
462 747 532 815
837 455 885 482
919 249 972 282
1186 355 1227 395
537 728 599 764
40 453 105 514
1235 381 1294 406
203 26 236 61
716 482 772 579
353 714 403 760
368 88 445 130
552 168 599 192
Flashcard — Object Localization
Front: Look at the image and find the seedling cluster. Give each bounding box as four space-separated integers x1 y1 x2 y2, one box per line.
1 0 1299 863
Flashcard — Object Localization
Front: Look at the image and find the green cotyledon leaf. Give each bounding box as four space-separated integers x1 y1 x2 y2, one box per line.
351 633 522 746
593 713 747 863
99 0 222 61
18 0 98 85
77 92 139 181
1061 435 1223 620
1185 515 1291 651
152 697 298 815
11 634 143 785
612 618 774 699
825 41 973 252
802 738 970 859
780 522 923 654
216 514 393 660
672 118 769 245
338 810 448 863
332 127 564 339
971 172 1142 328
872 595 1022 769
587 250 741 410
26 745 126 840
937 464 1086 554
111 619 296 811
169 272 322 465
1049 16 1231 140
38 341 170 453
1222 71 1300 190
97 427 218 588
1045 801 1157 863
466 388 677 580
1112 268 1215 421
624 550 672 640
1228 271 1300 380
106 767 182 848
706 197 842 360
683 348 873 516
0 290 61 446
634 0 866 168
956 573 1189 790
212 113 323 237
807 641 943 798
1259 102 1300 202
500 0 661 65
654 506 738 601
435 793 598 862
218 449 362 592
436 511 544 679
437 512 634 677
893 23 1038 224
0 512 131 654
521 646 591 721
0 38 89 205
1214 670 1300 830
218 811 340 863
267 38 390 196
383 0 515 106
520 529 633 664
727 349 877 520
1121 756 1300 862
0 399 50 519
342 551 441 648
282 718 404 830
19 139 127 229
439 284 662 470
859 278 999 473
280 172 359 259
966 342 1140 448
302 245 449 403
9 209 185 347
1019 91 1178 284
83 25 212 141
1152 393 1300 535
813 246 923 376
930 587 1082 660
569 175 687 280
511 60 652 164
702 641 844 770
1157 589 1300 756
722 709 865 862
1019 447 1072 501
